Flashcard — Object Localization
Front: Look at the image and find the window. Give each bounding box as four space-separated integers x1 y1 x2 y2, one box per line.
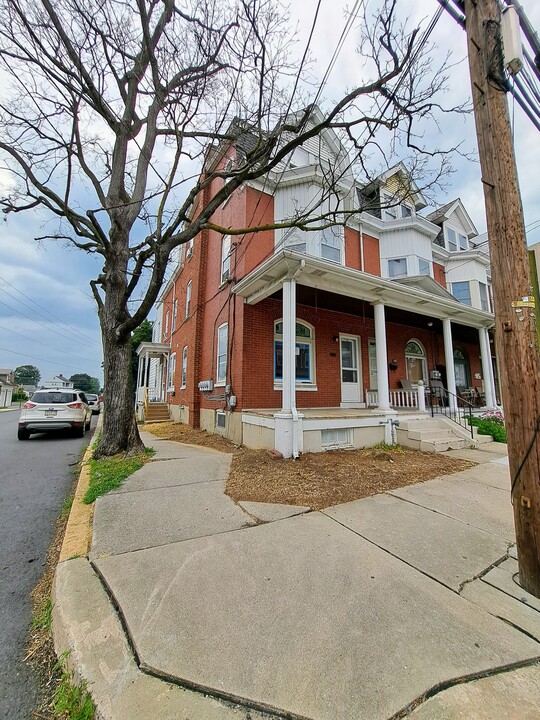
388 257 407 278
274 320 315 384
321 428 352 450
181 346 187 388
164 311 170 338
216 323 228 385
405 340 427 384
186 237 194 258
445 227 468 252
167 352 176 390
452 281 472 306
446 227 458 252
221 235 231 284
320 228 341 263
418 258 431 276
172 299 178 331
185 280 192 319
401 204 413 218
453 348 470 388
479 282 490 311
284 228 307 255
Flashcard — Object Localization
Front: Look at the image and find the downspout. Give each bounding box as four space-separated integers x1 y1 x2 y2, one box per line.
359 220 364 272
291 259 305 460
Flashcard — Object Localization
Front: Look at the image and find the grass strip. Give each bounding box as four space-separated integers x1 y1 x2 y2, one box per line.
83 447 155 504
52 653 94 720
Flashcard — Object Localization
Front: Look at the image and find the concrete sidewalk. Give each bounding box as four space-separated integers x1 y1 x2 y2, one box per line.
53 432 540 720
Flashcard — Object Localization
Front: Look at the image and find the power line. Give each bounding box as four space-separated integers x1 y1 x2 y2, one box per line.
0 345 90 372
0 297 100 350
0 273 101 347
0 323 93 361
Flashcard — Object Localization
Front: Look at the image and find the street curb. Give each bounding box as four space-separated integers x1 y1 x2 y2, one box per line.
58 413 103 562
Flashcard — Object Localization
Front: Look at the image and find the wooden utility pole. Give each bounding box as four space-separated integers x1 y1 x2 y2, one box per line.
464 0 540 597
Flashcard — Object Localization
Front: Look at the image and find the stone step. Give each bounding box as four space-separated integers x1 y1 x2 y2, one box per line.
420 437 466 452
407 428 454 441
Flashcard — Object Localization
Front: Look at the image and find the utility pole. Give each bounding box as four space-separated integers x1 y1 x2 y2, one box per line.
464 0 540 597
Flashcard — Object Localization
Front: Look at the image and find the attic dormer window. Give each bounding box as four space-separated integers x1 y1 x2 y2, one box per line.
445 226 468 252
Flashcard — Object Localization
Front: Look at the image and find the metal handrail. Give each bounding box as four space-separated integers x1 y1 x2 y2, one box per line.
428 386 474 439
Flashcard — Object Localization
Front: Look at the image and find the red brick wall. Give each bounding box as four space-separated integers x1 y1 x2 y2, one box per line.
362 234 381 276
433 262 446 287
345 227 361 270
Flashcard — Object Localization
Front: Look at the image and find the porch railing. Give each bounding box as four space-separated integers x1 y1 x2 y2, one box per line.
428 386 474 439
366 389 419 409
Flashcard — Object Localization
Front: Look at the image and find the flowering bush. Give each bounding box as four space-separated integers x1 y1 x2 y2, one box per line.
469 410 506 443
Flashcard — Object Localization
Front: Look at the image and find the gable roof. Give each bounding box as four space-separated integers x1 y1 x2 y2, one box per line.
426 198 478 238
360 162 428 210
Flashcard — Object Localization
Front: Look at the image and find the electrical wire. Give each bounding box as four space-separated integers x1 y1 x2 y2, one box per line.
0 323 93 361
0 274 101 347
0 345 92 372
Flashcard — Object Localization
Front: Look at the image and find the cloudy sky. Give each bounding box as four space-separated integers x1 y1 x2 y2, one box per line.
0 0 539 386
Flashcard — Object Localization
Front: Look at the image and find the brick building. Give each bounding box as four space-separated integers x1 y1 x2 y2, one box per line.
136 114 498 457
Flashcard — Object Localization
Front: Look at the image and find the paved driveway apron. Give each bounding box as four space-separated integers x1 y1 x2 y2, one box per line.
92 434 540 720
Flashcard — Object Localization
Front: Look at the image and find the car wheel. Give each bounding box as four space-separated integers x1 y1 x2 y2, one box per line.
85 415 91 431
74 424 85 438
17 428 30 441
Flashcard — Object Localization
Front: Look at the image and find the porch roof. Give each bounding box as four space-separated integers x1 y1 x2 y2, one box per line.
136 341 170 358
233 251 494 329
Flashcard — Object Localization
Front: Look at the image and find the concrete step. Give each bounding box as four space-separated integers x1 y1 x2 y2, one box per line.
407 428 454 441
420 438 466 452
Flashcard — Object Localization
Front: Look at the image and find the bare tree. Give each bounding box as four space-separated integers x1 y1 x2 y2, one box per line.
0 0 462 457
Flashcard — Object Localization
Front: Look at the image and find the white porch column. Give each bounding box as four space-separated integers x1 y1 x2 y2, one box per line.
478 327 496 409
274 278 297 458
442 317 457 412
281 278 296 413
373 302 391 410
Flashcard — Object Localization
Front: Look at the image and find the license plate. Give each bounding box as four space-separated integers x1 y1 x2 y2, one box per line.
44 409 57 417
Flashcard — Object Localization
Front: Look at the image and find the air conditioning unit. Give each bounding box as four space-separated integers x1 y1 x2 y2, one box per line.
198 379 214 391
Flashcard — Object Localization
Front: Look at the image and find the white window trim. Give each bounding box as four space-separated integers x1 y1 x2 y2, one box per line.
172 298 178 331
216 323 228 386
181 346 187 389
444 223 469 253
185 280 192 319
405 339 428 385
273 319 317 389
221 235 231 285
167 352 176 391
451 280 472 306
388 257 408 279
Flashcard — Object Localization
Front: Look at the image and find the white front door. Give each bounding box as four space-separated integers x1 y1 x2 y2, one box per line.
340 335 362 404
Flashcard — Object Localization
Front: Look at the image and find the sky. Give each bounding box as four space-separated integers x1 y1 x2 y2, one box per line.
0 0 539 387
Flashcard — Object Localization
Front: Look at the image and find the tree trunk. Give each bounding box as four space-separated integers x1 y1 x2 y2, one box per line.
93 230 145 459
94 326 145 458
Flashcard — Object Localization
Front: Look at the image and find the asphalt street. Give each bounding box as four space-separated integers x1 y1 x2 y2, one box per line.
0 409 94 720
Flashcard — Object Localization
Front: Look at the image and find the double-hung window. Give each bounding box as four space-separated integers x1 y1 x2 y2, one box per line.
181 346 187 388
452 281 472 305
221 235 231 284
172 299 178 331
185 280 192 319
167 353 176 391
446 227 458 252
418 258 431 276
388 257 407 278
216 323 228 385
479 282 490 311
274 320 314 384
320 228 342 263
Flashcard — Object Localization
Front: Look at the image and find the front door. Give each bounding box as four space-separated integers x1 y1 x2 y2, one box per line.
340 335 362 404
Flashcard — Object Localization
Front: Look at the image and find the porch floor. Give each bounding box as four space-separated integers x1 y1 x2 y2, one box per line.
242 407 424 419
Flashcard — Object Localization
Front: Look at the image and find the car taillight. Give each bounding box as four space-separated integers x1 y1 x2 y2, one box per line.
23 402 37 408
67 402 83 409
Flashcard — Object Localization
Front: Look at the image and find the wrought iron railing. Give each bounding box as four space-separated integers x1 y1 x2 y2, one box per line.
428 386 474 439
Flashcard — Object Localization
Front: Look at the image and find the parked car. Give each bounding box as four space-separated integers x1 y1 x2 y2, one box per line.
17 389 92 440
86 393 102 414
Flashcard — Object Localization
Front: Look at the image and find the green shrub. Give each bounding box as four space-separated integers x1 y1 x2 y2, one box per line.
469 415 507 443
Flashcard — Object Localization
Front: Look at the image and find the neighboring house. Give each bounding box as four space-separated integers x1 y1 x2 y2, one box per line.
0 378 14 407
44 374 74 389
136 109 499 457
0 368 15 384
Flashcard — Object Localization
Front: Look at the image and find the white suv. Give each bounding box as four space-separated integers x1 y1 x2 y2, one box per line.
18 389 92 440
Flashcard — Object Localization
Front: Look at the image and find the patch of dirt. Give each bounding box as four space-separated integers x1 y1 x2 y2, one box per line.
142 422 476 511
